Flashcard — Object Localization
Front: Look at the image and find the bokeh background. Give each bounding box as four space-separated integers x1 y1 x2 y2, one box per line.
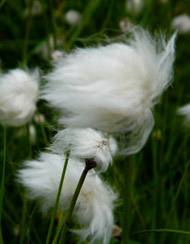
0 0 190 243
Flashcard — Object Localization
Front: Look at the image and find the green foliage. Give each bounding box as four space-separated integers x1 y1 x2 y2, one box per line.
0 0 190 243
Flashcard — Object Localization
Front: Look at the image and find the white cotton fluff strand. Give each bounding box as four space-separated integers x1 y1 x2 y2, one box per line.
17 152 116 244
50 128 118 172
0 68 39 126
41 27 176 155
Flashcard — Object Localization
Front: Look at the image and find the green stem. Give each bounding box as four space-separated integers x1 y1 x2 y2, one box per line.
45 152 70 244
49 0 57 50
168 159 190 220
53 160 96 244
0 125 6 244
35 109 48 145
160 159 190 243
0 228 3 243
19 203 37 244
19 190 28 244
130 228 190 237
42 2 51 59
19 124 33 243
27 124 32 159
0 0 6 8
151 136 161 243
65 0 101 50
121 159 132 244
22 0 34 65
132 197 150 244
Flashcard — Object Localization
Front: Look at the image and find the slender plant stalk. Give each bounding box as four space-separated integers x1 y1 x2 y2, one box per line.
27 124 32 159
19 203 38 244
53 160 96 244
20 124 33 243
130 228 190 237
168 159 190 221
42 2 51 59
22 0 34 65
45 152 70 244
19 191 28 244
0 125 6 244
65 0 101 50
49 0 57 50
0 0 6 8
35 109 48 145
132 197 151 244
121 158 132 244
0 228 3 244
160 159 190 243
152 137 161 243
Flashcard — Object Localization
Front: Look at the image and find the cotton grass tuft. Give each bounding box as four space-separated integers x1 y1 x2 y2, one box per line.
50 128 117 172
0 68 39 126
42 27 176 155
17 152 116 244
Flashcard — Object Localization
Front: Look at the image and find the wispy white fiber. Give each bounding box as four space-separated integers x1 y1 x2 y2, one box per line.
17 152 116 244
0 68 39 126
41 27 176 155
50 128 117 172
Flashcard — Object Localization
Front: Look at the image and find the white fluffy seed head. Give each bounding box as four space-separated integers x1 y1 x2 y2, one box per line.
172 14 190 34
50 128 118 172
17 152 116 244
41 27 176 155
0 68 39 126
65 10 81 26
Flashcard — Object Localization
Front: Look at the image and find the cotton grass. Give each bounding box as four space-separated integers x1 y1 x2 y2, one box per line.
42 27 176 155
0 68 39 126
50 128 117 172
17 152 116 244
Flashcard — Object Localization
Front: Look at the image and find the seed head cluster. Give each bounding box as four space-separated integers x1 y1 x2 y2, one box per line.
0 26 176 244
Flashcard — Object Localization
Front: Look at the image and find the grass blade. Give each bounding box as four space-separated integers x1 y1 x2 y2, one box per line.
0 125 6 244
45 152 70 244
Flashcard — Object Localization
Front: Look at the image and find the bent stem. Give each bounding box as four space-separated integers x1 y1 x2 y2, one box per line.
122 158 132 244
0 125 6 244
53 159 96 244
45 152 70 244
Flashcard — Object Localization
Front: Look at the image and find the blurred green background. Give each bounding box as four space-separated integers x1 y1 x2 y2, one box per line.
0 0 190 243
